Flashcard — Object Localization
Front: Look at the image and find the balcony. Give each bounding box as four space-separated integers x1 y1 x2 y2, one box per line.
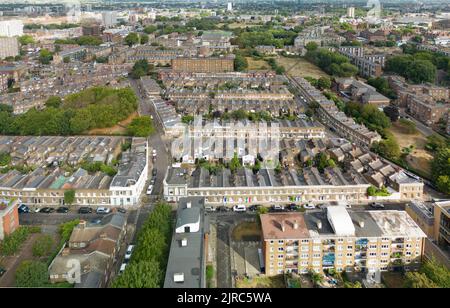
391 252 403 259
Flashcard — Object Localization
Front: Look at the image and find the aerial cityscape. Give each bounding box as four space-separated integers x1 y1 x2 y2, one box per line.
0 0 449 293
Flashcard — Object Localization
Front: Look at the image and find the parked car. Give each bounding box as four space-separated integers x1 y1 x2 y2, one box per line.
56 207 69 214
40 207 55 214
152 149 157 158
146 185 154 195
18 204 30 214
370 202 385 209
303 203 316 210
96 207 111 214
287 204 300 211
152 169 157 177
248 205 261 212
205 205 216 212
117 208 127 214
125 245 135 261
233 205 247 212
217 206 230 212
270 205 285 212
78 207 93 214
0 267 6 277
150 177 156 185
119 263 127 275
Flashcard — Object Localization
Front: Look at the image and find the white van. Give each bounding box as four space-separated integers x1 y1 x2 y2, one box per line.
233 205 246 212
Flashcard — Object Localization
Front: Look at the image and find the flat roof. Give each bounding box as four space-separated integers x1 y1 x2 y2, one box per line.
164 197 208 289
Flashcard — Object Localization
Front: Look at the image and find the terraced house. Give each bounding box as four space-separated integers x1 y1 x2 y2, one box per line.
163 164 422 206
0 137 148 208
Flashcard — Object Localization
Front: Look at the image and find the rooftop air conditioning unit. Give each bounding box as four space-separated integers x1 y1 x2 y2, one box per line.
174 273 184 283
181 238 188 247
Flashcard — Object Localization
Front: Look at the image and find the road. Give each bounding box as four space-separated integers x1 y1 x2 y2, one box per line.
398 108 435 137
19 212 104 225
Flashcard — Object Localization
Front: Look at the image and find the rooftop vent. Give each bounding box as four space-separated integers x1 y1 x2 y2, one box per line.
293 220 299 230
174 273 184 283
358 220 365 228
186 202 192 209
181 238 188 247
316 220 322 229
280 220 285 232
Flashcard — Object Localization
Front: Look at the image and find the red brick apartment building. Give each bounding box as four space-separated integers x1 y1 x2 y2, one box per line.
0 199 19 240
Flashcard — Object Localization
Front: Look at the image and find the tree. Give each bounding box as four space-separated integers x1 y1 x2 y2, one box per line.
18 35 35 45
125 33 140 47
420 258 450 288
383 106 400 122
431 148 450 194
15 261 49 287
140 33 149 45
234 53 248 72
317 77 331 90
111 261 163 288
144 25 157 34
257 206 269 215
32 235 54 257
45 96 62 109
59 219 80 242
64 189 76 205
63 56 70 63
406 60 436 84
127 116 155 137
131 59 152 79
305 42 318 52
0 152 11 166
404 272 438 288
229 152 241 173
39 49 53 64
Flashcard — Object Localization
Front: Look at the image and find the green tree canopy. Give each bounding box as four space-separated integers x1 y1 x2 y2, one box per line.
127 116 155 137
125 33 140 47
111 261 163 288
15 261 49 287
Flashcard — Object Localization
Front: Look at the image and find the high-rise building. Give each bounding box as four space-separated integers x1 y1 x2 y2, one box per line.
102 11 117 28
227 2 233 12
347 7 356 19
0 37 19 59
0 19 24 37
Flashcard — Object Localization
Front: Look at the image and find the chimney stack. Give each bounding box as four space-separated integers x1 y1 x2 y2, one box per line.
79 220 86 229
293 220 299 230
281 220 285 232
186 202 191 209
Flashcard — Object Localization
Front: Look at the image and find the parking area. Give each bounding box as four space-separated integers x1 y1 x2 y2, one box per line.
208 213 263 288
